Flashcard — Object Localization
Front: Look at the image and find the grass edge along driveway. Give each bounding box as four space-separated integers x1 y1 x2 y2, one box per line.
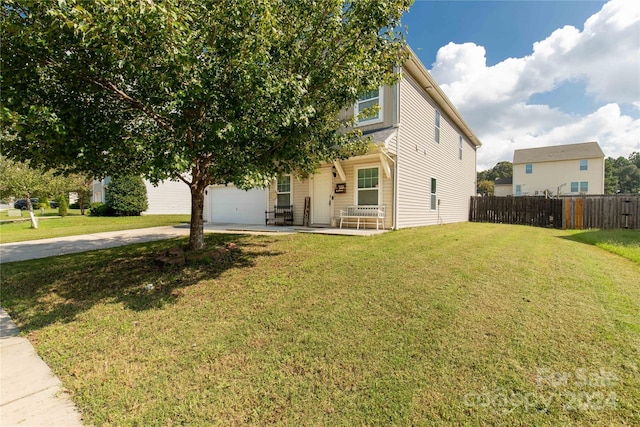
1 223 638 426
0 214 191 244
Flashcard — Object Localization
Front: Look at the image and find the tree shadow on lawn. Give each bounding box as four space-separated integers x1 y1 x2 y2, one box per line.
1 233 283 333
557 229 640 265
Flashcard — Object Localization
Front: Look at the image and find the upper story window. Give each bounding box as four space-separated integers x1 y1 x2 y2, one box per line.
434 110 441 144
525 163 533 174
355 88 383 124
459 135 463 160
580 159 588 171
276 175 291 206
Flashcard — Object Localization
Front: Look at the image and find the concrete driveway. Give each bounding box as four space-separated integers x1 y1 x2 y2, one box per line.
0 225 191 263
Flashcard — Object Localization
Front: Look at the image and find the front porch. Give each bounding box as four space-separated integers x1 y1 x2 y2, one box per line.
203 223 388 236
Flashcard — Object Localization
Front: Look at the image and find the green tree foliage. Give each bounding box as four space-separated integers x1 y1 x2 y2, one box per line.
2 0 411 249
477 161 512 194
604 154 640 194
477 180 494 196
105 175 149 216
57 195 69 217
0 156 65 227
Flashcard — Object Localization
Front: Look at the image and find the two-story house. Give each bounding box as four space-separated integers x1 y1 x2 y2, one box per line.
203 47 482 229
512 142 605 197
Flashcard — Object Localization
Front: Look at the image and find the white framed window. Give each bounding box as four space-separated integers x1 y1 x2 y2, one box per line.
580 181 588 192
355 88 383 124
434 110 441 144
459 135 463 160
276 175 291 206
525 163 533 174
515 184 522 196
570 181 578 192
430 177 437 210
356 166 380 205
580 159 588 171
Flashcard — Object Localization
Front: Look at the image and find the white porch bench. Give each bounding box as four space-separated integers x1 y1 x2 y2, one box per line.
339 205 386 230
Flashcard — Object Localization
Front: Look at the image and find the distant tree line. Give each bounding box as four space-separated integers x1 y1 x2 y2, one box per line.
477 152 640 195
605 153 640 194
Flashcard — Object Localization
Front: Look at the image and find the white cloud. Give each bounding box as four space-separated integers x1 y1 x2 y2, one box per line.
428 0 640 170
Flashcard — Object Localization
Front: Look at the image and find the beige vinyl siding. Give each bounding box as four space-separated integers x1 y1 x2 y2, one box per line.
268 158 394 228
143 179 191 215
331 158 394 229
512 158 605 196
267 177 309 225
339 85 396 134
396 72 476 228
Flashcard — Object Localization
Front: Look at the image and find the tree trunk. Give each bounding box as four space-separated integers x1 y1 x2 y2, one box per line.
189 184 206 251
25 195 38 229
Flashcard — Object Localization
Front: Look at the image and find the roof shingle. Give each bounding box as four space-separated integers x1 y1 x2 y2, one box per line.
513 142 604 164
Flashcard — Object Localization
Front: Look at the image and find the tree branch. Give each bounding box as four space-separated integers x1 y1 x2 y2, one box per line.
89 78 174 132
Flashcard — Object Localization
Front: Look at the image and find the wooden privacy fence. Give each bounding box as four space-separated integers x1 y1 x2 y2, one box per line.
561 195 640 229
469 195 640 230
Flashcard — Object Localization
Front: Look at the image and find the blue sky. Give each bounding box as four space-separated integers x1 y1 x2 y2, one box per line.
401 0 640 169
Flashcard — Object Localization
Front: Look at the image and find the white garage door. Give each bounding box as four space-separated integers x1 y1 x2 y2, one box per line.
207 186 267 224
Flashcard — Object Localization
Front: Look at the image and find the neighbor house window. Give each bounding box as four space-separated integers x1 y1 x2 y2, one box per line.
570 182 579 192
355 88 383 124
430 178 437 210
459 135 463 160
276 175 291 206
580 181 588 192
580 159 588 171
525 163 533 174
434 110 441 144
357 167 379 205
515 185 522 196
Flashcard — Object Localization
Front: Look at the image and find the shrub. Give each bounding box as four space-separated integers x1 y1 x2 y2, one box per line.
88 202 114 217
69 202 80 209
38 197 49 210
57 195 68 217
105 175 148 216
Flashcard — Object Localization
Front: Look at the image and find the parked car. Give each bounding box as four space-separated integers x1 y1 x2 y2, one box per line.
13 198 39 210
49 200 59 208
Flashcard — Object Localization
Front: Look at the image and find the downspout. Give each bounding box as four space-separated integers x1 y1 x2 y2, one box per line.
392 65 401 230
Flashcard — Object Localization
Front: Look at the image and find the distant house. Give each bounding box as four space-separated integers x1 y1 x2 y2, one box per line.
92 178 191 215
512 142 605 196
494 177 513 197
202 47 482 228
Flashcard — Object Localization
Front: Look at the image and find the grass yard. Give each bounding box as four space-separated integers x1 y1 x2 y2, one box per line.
0 214 190 243
1 223 638 426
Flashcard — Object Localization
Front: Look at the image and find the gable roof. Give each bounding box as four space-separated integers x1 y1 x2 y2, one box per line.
495 177 513 185
403 47 482 148
513 142 604 164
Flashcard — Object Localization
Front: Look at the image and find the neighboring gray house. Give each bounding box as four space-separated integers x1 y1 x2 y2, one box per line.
513 142 605 196
248 46 482 229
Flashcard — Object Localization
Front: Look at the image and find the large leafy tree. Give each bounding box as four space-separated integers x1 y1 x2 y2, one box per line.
2 0 411 249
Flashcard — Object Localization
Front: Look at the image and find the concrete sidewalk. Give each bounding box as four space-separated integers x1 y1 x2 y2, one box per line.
0 308 84 426
0 225 191 263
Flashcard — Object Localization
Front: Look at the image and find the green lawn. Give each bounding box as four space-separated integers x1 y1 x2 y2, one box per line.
1 223 638 426
0 214 190 243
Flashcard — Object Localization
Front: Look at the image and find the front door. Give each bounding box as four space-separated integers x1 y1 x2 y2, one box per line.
312 169 332 225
